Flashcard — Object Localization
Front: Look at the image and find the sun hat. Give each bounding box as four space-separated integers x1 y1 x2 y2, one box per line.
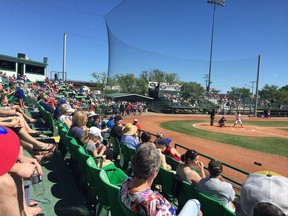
134 119 138 122
60 103 75 113
0 126 20 176
89 126 103 141
87 111 98 118
208 160 223 176
122 123 137 136
238 172 288 216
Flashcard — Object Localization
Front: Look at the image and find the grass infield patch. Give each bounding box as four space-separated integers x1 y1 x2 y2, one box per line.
161 120 288 158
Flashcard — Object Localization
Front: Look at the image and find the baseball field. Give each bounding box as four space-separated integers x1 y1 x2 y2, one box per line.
124 112 288 185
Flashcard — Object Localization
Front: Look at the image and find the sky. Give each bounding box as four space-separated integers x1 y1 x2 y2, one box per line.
1 0 287 93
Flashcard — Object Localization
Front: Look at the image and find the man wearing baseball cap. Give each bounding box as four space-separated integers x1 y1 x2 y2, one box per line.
110 115 123 141
197 159 236 212
236 171 288 216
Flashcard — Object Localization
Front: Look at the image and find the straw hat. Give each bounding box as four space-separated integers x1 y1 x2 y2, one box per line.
88 111 98 118
122 123 137 136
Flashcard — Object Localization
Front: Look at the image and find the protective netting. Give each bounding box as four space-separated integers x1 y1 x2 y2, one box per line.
104 0 259 93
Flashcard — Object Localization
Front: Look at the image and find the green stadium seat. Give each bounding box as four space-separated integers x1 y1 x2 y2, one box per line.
67 138 81 173
118 197 138 216
99 169 128 216
110 136 121 160
120 143 135 171
165 154 181 171
85 157 119 215
57 125 69 157
223 205 236 216
177 180 198 213
197 192 224 216
77 146 91 186
154 166 175 202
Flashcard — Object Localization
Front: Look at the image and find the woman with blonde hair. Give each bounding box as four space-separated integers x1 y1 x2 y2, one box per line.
68 111 88 143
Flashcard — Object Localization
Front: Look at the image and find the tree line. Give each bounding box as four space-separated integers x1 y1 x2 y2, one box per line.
92 69 288 109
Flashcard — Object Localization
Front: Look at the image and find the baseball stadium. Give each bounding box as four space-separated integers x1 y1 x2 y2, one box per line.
1 0 288 216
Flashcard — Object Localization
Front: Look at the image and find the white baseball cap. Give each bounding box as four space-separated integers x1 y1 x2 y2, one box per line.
89 127 103 142
238 172 288 216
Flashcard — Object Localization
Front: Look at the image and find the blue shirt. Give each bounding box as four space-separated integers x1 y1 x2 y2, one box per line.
106 120 114 129
121 135 140 149
68 126 84 143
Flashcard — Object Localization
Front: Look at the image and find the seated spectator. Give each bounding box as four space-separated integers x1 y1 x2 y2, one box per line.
0 117 56 163
15 83 26 109
82 126 114 166
68 111 88 143
218 116 227 127
101 115 109 130
58 103 75 129
0 126 44 216
197 160 235 211
236 171 288 216
176 149 206 185
119 143 202 216
0 93 37 124
155 141 174 172
87 111 100 128
154 132 163 144
46 98 57 114
140 131 152 145
106 116 115 129
121 123 140 149
157 138 181 161
110 115 123 141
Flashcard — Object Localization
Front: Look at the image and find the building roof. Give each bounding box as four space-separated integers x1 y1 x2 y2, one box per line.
105 93 154 102
0 54 47 66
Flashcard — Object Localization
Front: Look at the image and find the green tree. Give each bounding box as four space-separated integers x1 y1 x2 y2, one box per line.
116 73 141 93
258 84 280 106
278 85 288 108
139 70 150 84
258 84 288 108
91 71 107 92
227 87 251 102
165 73 180 83
181 81 205 98
150 69 166 82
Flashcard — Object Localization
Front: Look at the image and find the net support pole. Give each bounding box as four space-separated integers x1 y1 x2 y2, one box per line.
254 55 261 117
62 32 67 81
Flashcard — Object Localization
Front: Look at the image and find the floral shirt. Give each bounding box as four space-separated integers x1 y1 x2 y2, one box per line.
120 177 176 216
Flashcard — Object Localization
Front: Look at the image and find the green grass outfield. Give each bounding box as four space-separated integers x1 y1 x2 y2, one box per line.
161 120 288 158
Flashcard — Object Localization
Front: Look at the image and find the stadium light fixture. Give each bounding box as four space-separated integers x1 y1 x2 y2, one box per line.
207 0 225 93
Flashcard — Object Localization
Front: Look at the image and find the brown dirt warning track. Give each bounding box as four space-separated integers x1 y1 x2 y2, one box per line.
124 113 288 184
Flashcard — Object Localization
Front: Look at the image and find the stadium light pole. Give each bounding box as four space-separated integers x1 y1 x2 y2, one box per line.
207 0 225 94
